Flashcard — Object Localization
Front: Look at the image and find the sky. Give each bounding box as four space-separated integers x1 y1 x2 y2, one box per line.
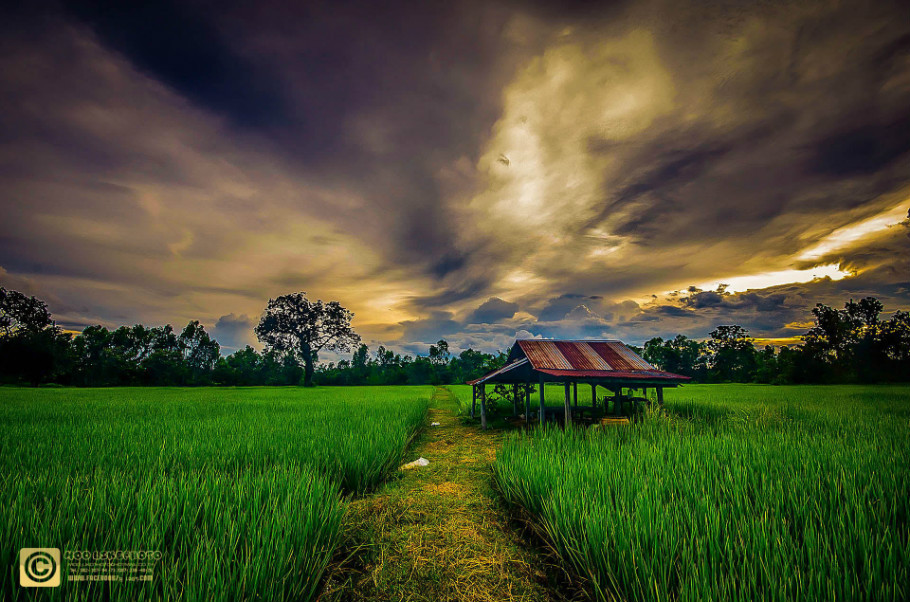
1 0 909 357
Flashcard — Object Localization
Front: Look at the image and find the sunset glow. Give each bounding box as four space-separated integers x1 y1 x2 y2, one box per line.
694 264 853 295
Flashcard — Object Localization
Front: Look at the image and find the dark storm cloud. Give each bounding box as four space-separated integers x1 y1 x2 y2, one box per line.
63 0 288 129
57 0 548 284
811 112 910 177
536 294 588 321
682 289 788 313
398 311 462 344
588 141 736 237
468 297 519 323
560 1 910 255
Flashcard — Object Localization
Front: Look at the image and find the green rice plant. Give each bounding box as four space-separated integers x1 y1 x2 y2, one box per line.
0 386 430 601
494 385 910 602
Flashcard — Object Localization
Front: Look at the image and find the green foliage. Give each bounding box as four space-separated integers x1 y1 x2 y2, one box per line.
67 322 221 386
707 324 757 381
255 292 361 387
642 334 707 379
0 286 53 335
0 286 71 385
803 298 910 382
494 385 910 602
0 386 430 601
317 343 508 386
642 298 910 384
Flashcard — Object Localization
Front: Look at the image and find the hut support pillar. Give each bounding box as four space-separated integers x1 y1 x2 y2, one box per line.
573 382 578 408
512 384 518 418
614 388 622 416
657 386 664 408
471 385 476 418
539 375 546 426
564 382 572 428
480 384 487 430
524 380 531 425
591 384 597 410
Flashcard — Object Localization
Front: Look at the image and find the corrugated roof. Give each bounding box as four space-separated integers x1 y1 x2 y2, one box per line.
517 339 657 372
466 358 528 385
520 340 574 369
467 339 690 385
536 369 688 381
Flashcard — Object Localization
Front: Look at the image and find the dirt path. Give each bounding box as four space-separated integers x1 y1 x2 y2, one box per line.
321 387 571 602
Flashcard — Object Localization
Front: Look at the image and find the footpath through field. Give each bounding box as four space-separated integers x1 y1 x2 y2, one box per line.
321 386 570 602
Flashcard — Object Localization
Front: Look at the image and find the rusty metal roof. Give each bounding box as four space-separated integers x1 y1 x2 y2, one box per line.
516 339 656 372
466 358 528 385
536 368 689 381
466 339 690 385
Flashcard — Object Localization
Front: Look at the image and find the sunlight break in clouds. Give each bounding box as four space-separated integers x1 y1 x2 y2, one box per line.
797 202 909 261
466 29 674 237
692 264 851 295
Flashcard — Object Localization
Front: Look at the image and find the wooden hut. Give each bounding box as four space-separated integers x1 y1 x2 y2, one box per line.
466 339 690 429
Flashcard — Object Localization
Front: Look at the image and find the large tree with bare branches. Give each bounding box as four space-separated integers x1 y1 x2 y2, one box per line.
255 292 360 387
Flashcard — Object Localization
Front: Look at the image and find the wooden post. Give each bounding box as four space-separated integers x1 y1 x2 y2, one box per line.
471 385 476 418
480 384 487 430
573 381 578 409
539 375 546 426
614 388 622 416
657 386 664 408
642 387 648 407
524 380 531 425
564 382 572 429
591 384 597 410
512 383 518 418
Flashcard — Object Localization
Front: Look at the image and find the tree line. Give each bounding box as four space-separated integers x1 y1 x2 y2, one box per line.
1 286 908 386
641 298 910 383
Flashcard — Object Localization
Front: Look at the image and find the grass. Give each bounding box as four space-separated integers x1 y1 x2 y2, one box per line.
493 384 910 602
6 383 908 601
1 386 430 601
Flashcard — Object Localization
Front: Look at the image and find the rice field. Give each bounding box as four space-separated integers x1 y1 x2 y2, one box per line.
1 386 430 601
493 384 910 601
5 383 909 601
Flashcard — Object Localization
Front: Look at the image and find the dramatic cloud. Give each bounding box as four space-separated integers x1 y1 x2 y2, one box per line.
1 0 908 356
468 297 520 324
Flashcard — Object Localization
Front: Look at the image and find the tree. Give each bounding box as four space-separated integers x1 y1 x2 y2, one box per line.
706 325 756 382
450 348 497 383
428 339 451 384
351 343 371 382
178 321 220 383
214 345 265 385
0 287 53 336
429 339 450 365
0 287 69 385
802 297 906 382
255 292 360 387
643 335 706 379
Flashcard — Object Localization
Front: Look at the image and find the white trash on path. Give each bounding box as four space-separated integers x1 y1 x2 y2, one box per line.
400 457 430 470
430 422 441 426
